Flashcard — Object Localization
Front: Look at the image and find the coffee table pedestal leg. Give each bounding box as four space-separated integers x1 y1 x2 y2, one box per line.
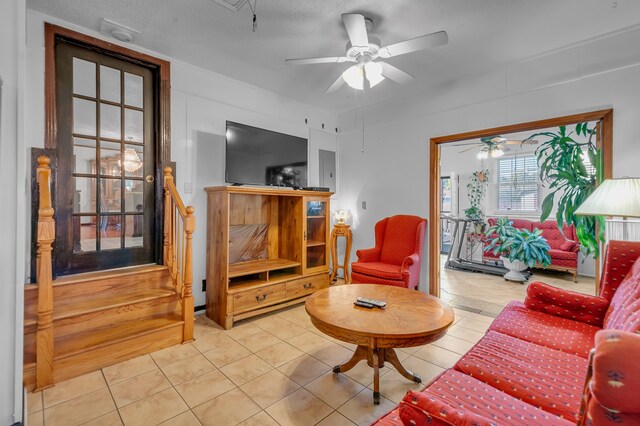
333 345 422 404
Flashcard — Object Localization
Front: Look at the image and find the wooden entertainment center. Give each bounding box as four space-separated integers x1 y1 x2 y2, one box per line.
204 186 332 329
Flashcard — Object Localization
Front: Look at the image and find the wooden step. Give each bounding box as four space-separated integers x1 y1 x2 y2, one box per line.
24 315 184 389
24 264 187 390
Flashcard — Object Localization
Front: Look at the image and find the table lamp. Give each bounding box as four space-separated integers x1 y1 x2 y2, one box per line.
575 177 640 240
333 209 351 225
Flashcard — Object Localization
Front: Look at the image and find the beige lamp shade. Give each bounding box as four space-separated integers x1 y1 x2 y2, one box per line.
575 178 640 218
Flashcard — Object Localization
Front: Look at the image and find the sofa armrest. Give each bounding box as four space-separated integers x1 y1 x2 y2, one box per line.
525 281 609 327
401 253 420 269
399 390 495 426
356 247 381 263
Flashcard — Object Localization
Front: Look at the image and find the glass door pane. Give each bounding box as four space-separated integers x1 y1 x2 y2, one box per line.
306 199 328 269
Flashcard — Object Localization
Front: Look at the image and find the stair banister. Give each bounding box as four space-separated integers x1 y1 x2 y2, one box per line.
163 167 195 343
35 156 55 390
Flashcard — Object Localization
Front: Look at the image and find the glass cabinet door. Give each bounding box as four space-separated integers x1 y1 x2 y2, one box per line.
305 198 329 272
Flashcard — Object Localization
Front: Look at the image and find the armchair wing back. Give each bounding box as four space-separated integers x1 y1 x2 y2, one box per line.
351 215 427 289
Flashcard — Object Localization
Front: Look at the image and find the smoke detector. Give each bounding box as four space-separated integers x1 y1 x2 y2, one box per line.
100 19 140 43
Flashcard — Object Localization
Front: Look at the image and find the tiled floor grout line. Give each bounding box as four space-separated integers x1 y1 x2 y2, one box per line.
99 369 125 426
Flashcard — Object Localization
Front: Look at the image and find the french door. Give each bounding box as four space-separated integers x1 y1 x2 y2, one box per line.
54 40 157 275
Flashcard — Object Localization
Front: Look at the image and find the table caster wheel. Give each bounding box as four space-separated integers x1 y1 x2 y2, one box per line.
413 375 422 384
373 392 380 405
332 365 341 374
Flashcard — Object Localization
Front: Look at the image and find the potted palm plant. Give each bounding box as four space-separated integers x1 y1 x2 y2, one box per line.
485 217 552 282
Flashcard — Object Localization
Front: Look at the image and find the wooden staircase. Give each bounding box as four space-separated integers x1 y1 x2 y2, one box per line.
25 159 195 391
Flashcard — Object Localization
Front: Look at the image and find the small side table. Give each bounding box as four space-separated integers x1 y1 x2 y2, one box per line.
330 223 352 283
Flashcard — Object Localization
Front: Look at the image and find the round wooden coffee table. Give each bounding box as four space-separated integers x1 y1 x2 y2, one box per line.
305 284 454 404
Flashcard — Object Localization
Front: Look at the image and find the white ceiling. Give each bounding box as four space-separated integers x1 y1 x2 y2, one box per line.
27 0 640 113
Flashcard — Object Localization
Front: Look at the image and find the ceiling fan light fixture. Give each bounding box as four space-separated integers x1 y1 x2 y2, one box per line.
492 147 505 158
477 150 489 160
342 63 385 90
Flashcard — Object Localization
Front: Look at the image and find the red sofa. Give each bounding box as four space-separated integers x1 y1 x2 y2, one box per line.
373 240 640 425
484 218 580 282
351 215 427 289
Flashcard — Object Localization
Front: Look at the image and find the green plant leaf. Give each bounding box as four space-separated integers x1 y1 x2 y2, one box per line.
540 194 554 222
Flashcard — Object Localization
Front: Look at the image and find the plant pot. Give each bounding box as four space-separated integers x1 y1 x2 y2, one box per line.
500 256 528 283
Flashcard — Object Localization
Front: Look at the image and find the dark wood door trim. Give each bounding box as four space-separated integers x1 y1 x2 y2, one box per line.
428 109 613 297
45 23 171 163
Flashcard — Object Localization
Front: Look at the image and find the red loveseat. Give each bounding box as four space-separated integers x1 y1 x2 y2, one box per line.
484 218 580 282
373 240 640 425
351 215 427 289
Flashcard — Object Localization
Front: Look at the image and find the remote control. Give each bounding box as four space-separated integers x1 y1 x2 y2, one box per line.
354 301 375 309
356 297 387 308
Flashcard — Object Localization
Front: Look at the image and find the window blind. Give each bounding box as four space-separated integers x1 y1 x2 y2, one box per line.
496 155 540 211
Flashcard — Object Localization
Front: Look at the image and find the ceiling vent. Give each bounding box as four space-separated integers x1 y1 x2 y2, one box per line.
99 19 141 43
209 0 248 12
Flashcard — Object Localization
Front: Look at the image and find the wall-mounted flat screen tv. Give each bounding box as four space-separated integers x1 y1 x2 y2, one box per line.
225 121 308 188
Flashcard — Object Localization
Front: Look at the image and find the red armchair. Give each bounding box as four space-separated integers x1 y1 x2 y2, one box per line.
351 215 427 289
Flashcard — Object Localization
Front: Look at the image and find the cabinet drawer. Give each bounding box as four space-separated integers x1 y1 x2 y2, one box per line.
233 283 286 313
286 274 328 299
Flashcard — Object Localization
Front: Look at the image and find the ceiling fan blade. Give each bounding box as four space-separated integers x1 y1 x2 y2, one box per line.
326 75 345 93
342 13 369 47
378 30 448 58
285 56 351 65
380 62 414 85
452 142 481 147
459 146 477 153
504 139 539 145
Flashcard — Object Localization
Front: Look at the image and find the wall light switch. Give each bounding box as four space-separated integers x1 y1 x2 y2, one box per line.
361 201 367 210
184 182 193 194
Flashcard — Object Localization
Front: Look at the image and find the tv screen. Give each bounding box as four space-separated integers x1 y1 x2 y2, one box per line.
225 121 308 188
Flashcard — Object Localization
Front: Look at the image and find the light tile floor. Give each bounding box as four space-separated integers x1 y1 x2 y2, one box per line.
27 289 495 426
440 254 595 316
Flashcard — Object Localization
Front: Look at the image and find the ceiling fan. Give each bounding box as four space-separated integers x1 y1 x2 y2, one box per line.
454 136 539 159
285 13 448 92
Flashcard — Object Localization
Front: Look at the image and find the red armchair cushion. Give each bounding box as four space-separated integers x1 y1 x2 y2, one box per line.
455 331 587 421
599 240 640 301
396 370 572 426
524 281 609 327
379 215 425 266
351 262 403 280
350 272 407 288
488 301 599 358
603 256 640 332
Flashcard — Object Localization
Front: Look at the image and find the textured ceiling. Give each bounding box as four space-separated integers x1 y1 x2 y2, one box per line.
27 0 640 113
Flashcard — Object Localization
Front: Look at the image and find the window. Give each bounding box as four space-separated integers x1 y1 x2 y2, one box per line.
496 155 540 211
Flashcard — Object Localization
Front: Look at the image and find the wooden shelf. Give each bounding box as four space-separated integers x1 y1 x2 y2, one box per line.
228 273 303 294
306 241 326 247
229 258 301 278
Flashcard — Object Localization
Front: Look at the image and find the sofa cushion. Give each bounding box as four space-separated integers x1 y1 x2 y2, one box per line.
351 262 403 280
532 220 576 248
599 240 640 301
558 240 577 252
454 331 587 421
488 301 599 357
393 370 572 426
548 249 578 261
379 215 423 266
603 257 640 332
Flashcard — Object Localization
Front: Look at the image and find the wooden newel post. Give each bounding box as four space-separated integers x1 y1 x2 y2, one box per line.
183 206 195 342
163 167 173 269
35 156 55 390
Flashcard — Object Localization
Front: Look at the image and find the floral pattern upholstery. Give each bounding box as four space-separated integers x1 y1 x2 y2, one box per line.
488 301 599 358
351 215 426 289
455 331 587 420
583 330 640 425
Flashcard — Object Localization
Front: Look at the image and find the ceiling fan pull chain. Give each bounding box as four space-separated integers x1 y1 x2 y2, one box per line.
248 0 257 32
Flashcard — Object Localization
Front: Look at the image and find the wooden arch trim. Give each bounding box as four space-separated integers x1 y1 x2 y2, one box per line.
44 23 171 162
428 109 613 297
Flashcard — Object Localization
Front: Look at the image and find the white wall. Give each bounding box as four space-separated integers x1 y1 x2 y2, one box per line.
1 0 25 423
337 24 640 291
24 10 338 308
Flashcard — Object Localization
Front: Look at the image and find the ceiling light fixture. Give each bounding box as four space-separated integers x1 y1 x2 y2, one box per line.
476 146 504 159
99 19 140 43
121 148 143 173
342 62 385 90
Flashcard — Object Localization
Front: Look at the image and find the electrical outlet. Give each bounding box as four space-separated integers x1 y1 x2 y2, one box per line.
201 279 206 292
361 201 367 210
